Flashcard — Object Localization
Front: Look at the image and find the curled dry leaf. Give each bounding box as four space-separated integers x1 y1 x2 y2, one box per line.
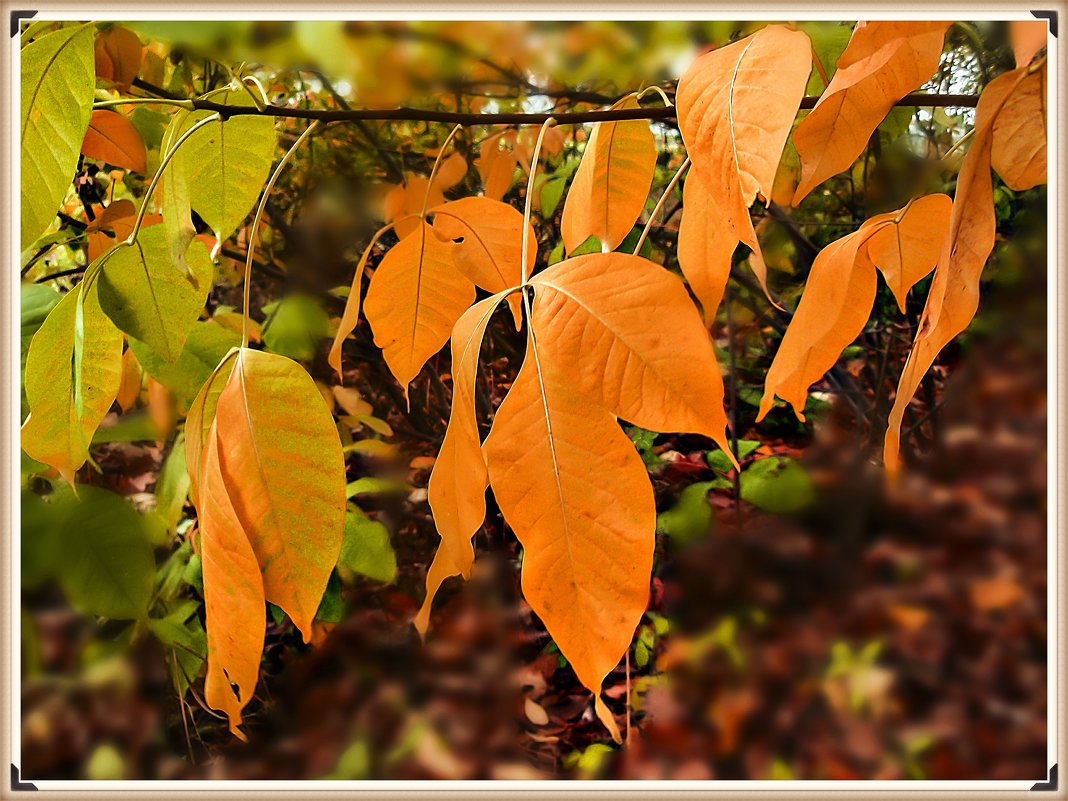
561 94 657 254
676 24 811 299
792 22 950 204
883 65 1044 476
81 109 147 173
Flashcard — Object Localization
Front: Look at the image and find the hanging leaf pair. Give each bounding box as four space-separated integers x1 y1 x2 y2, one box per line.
758 193 951 421
185 347 346 737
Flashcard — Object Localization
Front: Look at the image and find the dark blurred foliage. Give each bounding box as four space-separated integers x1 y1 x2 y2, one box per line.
20 19 1046 781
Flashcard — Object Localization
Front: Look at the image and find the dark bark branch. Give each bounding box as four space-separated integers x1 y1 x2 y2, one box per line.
186 92 979 127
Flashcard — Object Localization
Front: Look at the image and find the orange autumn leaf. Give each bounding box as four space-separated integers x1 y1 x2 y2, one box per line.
1009 19 1047 67
433 151 468 190
677 169 735 323
758 230 877 421
198 420 266 740
417 291 511 635
115 345 143 412
759 194 951 420
560 94 657 254
431 197 533 327
792 22 950 204
384 176 444 239
883 66 1043 477
864 193 952 313
84 199 161 262
476 130 519 201
81 110 147 173
676 25 810 299
94 25 143 91
990 61 1047 191
147 378 176 441
363 221 474 393
528 253 733 456
484 329 654 744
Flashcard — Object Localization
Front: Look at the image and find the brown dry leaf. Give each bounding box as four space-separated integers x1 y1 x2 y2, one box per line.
81 110 147 173
883 65 1041 476
431 197 532 327
524 696 550 726
676 24 811 299
332 385 373 417
1010 19 1047 67
560 94 656 254
484 330 653 744
887 604 929 632
417 292 510 636
94 26 143 91
990 61 1047 191
969 575 1025 611
677 169 734 323
363 221 474 393
792 22 950 203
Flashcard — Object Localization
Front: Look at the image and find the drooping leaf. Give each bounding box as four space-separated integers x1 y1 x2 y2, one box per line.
431 197 532 327
81 109 147 172
54 485 155 620
207 348 346 639
990 61 1046 191
20 284 60 403
864 193 952 312
94 25 143 91
476 130 518 201
198 418 266 740
129 319 241 402
328 237 376 379
528 253 733 455
115 346 143 412
21 25 96 248
676 170 734 323
21 282 124 485
417 292 509 635
791 22 950 203
1010 19 1047 67
184 349 238 505
170 87 277 242
159 110 198 281
758 231 876 421
676 24 811 297
363 221 474 392
883 66 1038 476
561 95 657 254
484 330 654 744
96 226 214 363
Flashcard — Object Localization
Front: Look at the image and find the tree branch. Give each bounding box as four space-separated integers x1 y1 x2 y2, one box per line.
180 92 979 127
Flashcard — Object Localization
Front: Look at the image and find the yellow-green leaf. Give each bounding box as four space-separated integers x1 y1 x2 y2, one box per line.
21 282 123 485
21 25 96 248
97 227 214 363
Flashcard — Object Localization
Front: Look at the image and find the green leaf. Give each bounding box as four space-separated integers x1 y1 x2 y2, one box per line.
170 87 277 241
91 413 157 444
314 571 345 623
21 282 124 484
129 319 240 401
739 456 815 514
20 25 95 248
21 490 62 588
154 438 190 534
261 294 331 362
345 477 408 498
86 744 125 780
706 439 761 472
20 283 61 414
54 485 155 620
540 175 568 218
656 481 717 545
146 600 206 695
97 227 214 363
338 511 397 584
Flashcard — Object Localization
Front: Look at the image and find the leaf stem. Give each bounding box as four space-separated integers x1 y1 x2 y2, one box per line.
242 119 322 348
421 124 463 217
633 157 689 256
521 118 557 283
92 97 195 111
